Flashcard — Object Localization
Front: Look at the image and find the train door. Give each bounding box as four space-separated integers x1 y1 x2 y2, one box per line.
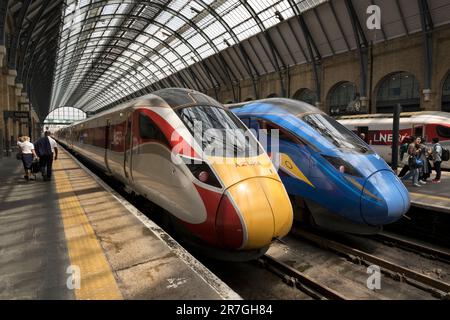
357 126 369 143
104 119 111 173
413 124 426 141
124 112 133 180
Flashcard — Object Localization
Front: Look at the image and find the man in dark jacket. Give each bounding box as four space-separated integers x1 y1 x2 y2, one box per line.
34 131 54 181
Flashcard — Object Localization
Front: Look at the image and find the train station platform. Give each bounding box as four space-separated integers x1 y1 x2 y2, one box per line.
403 171 450 214
0 148 239 300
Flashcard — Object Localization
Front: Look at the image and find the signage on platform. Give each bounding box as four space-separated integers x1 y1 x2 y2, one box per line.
3 111 30 119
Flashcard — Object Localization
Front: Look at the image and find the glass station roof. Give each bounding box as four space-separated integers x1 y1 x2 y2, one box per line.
44 107 87 123
50 0 327 113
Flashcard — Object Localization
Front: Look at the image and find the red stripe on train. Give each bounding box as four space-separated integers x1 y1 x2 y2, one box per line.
137 108 199 158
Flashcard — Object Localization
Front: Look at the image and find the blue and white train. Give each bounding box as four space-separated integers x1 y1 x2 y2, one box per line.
230 98 411 234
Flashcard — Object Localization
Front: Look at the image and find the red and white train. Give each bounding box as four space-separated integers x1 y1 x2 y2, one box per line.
337 111 450 169
56 88 293 260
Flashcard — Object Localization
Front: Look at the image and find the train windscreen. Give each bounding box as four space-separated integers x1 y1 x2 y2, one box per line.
437 125 450 139
178 106 263 158
302 113 373 154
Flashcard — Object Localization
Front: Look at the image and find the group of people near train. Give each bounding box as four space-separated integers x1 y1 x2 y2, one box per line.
398 136 443 187
16 131 58 181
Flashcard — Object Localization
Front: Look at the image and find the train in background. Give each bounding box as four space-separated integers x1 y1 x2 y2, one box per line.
337 112 450 169
56 88 293 261
230 98 410 235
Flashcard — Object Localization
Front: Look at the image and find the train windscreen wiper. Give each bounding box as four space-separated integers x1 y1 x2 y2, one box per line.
318 125 369 153
305 119 342 147
318 126 343 148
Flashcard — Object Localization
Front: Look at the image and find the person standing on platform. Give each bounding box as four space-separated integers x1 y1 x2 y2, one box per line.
17 136 37 181
401 136 422 187
48 132 58 161
418 141 431 183
34 131 55 181
359 133 366 143
398 136 412 177
432 138 442 184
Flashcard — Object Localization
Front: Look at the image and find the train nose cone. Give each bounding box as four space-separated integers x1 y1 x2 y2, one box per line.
223 177 293 250
361 170 410 226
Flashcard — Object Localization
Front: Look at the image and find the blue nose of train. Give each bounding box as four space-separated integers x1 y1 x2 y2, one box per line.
360 170 410 226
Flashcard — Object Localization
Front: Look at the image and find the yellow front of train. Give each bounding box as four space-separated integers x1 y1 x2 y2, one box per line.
208 153 293 250
175 100 292 252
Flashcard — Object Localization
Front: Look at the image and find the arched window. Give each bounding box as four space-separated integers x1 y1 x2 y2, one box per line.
376 72 420 113
328 82 356 116
44 107 87 131
442 73 450 112
292 88 317 106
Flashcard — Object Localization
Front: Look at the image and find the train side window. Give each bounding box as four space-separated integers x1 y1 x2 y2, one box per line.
437 125 450 139
263 121 304 146
414 126 423 138
139 112 169 146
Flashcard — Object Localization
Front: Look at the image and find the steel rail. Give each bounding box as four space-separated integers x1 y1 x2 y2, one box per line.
258 254 348 300
293 228 450 299
373 232 450 264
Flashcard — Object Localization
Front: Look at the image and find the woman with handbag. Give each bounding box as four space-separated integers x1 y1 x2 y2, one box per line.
401 136 423 187
398 136 412 177
17 136 38 181
417 143 431 183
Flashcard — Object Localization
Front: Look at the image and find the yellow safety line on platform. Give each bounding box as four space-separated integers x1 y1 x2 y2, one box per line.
53 158 123 300
409 192 450 202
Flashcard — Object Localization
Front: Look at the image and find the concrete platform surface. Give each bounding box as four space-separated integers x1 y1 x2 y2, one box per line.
403 171 450 214
0 148 240 300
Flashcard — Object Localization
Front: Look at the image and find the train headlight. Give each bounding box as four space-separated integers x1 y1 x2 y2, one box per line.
184 159 222 189
198 171 210 183
322 155 362 178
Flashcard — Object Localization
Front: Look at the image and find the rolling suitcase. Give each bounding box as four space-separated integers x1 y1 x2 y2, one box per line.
31 159 40 177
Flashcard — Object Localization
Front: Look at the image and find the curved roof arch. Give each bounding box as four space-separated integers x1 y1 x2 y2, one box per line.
44 106 87 125
53 26 199 87
50 0 311 113
5 0 449 119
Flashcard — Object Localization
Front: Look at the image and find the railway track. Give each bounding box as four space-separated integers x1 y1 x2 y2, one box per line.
256 254 348 300
372 232 450 264
292 227 450 299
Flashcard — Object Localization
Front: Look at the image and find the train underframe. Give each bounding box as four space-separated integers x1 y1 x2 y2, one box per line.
292 196 382 235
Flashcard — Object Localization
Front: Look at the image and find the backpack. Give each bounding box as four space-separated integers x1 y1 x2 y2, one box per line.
442 147 450 162
400 143 408 154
